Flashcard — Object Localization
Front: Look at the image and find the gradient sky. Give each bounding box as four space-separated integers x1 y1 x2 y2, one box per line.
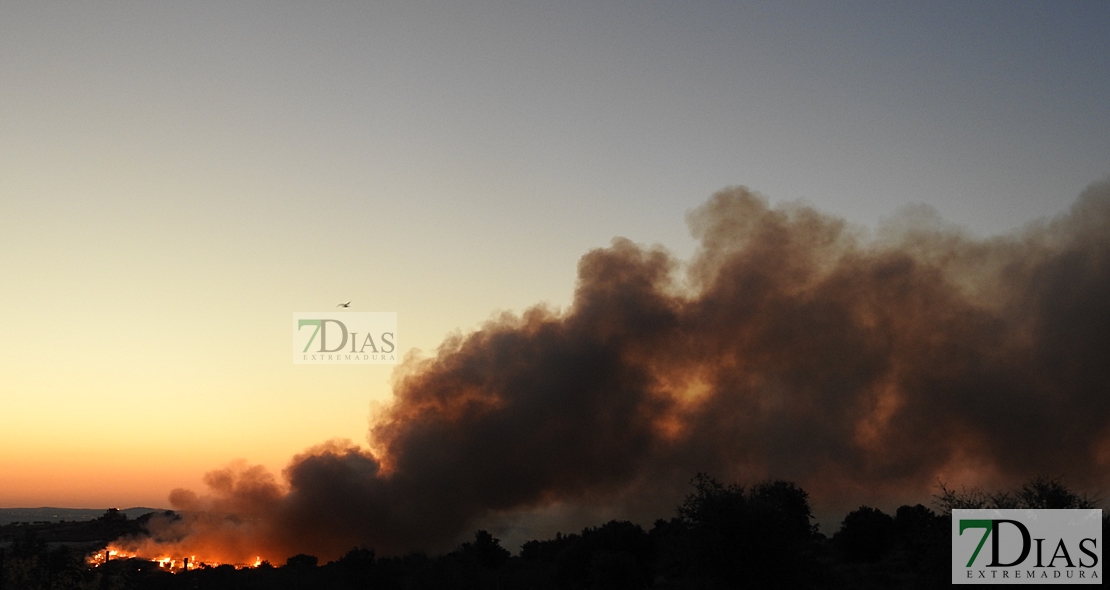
2 1 1108 509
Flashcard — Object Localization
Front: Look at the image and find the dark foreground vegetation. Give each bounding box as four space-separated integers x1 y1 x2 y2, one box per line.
0 475 1102 589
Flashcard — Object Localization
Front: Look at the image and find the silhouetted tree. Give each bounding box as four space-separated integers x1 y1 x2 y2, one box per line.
677 473 746 530
334 546 376 588
1018 475 1098 509
934 475 1098 512
457 530 510 569
668 473 820 587
834 506 894 562
284 553 319 569
750 479 816 537
578 521 652 590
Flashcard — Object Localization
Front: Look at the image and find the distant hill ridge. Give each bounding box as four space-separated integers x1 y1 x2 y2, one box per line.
0 507 163 525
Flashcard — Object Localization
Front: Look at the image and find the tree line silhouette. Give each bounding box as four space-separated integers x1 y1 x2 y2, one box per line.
0 474 1102 589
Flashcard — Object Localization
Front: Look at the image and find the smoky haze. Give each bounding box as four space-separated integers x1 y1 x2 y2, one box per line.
120 183 1110 563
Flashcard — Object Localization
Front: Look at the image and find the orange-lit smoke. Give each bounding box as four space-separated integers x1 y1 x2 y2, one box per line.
122 183 1110 563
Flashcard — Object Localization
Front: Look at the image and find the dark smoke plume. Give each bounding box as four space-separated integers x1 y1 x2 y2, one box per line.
121 183 1110 563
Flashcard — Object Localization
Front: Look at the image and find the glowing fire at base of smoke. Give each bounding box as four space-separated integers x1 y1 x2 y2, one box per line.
86 546 262 573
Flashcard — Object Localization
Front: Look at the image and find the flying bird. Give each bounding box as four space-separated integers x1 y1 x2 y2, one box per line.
337 301 351 308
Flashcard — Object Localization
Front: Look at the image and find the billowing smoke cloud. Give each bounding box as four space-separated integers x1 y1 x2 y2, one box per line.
119 183 1110 563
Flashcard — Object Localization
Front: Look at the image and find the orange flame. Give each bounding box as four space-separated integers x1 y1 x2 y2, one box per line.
86 543 260 573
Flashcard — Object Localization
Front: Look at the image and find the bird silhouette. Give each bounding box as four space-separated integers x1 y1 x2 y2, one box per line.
337 301 351 308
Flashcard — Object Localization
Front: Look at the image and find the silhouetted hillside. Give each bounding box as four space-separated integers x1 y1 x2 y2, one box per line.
0 507 162 526
0 476 1103 589
0 508 156 546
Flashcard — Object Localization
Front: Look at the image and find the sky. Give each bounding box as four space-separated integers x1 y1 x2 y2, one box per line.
1 1 1108 513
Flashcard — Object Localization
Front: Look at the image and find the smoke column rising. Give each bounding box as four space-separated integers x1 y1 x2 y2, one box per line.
120 183 1110 562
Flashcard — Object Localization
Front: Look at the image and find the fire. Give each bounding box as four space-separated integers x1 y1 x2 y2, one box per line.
86 544 261 573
